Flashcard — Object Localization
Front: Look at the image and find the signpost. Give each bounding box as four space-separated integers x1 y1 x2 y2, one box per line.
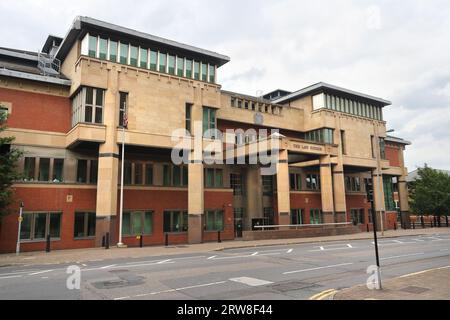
366 180 382 289
16 202 24 255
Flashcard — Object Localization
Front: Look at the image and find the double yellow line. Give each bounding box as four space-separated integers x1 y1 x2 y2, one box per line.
309 289 338 300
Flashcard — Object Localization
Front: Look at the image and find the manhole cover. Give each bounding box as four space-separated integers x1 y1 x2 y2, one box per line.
92 280 128 289
271 281 319 292
400 286 430 294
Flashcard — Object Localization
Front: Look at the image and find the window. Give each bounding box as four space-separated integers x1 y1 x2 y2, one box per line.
383 175 396 211
193 61 200 80
134 163 143 185
205 210 224 231
71 87 104 126
123 211 153 236
163 164 188 187
20 212 61 240
340 130 346 155
310 209 322 224
290 173 302 191
88 35 97 57
351 209 365 225
262 175 274 195
230 173 244 196
371 135 375 158
201 63 207 81
368 209 374 223
139 47 148 68
177 57 184 77
74 212 96 238
159 52 167 73
24 157 36 181
304 128 333 144
168 55 175 75
379 138 386 159
209 65 215 83
98 38 107 60
124 161 132 185
185 60 193 78
291 209 304 225
163 210 188 232
119 92 128 127
306 174 320 190
90 160 98 184
119 43 128 64
149 50 157 71
109 41 118 62
205 168 223 188
202 107 217 138
38 158 50 182
185 103 192 134
129 46 138 66
345 176 361 192
145 164 153 185
77 160 88 183
77 159 97 184
52 159 64 182
263 207 275 225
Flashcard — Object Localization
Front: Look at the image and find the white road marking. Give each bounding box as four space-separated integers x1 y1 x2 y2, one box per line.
380 252 425 260
411 238 425 242
0 275 22 280
121 261 175 269
347 244 353 248
29 269 54 276
440 249 449 252
41 277 49 279
287 249 293 253
283 262 353 275
211 254 256 260
207 255 217 260
125 259 163 265
229 277 273 287
100 264 117 269
257 252 282 256
157 259 172 264
251 252 259 256
0 270 40 277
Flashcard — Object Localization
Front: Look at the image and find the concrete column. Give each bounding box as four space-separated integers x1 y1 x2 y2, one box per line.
188 152 204 244
398 148 410 227
332 164 347 223
95 67 120 246
276 150 290 225
320 155 335 223
245 165 263 230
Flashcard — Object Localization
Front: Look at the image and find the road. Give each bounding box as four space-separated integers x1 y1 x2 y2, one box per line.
0 232 449 300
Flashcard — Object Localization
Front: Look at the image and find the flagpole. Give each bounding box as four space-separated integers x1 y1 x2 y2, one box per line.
117 107 126 247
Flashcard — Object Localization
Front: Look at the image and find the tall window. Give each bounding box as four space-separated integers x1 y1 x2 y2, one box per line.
168 55 175 75
177 57 184 77
185 103 192 134
383 175 396 211
129 46 138 66
77 159 97 184
306 174 320 190
370 135 375 158
185 60 193 78
350 209 365 225
193 61 200 80
77 160 88 183
134 163 143 185
202 107 217 138
20 212 61 240
230 173 244 196
310 209 322 225
52 159 64 182
139 47 148 68
163 210 188 232
119 92 128 127
205 168 223 188
149 50 157 71
345 176 361 192
88 35 97 57
109 41 118 62
123 211 153 236
99 38 108 60
90 160 98 184
159 52 167 73
290 173 302 191
74 212 96 238
23 157 36 181
379 138 386 159
119 43 129 64
263 207 275 225
209 65 215 83
201 63 207 81
205 210 224 231
38 158 50 182
340 130 346 155
291 209 304 225
124 161 132 185
145 164 153 185
262 175 274 195
163 164 188 187
71 87 104 126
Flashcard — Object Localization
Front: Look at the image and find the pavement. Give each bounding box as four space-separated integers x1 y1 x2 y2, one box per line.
333 265 450 300
1 227 449 267
0 229 449 300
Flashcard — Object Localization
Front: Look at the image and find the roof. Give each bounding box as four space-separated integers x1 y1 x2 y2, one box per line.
385 135 412 145
262 89 292 101
221 90 278 105
56 16 230 67
272 82 392 106
407 168 450 182
42 35 63 54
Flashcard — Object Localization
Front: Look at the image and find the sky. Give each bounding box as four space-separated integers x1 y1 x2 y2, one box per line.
1 0 449 171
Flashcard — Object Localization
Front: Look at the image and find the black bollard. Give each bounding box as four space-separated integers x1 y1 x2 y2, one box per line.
394 223 397 230
421 216 425 229
46 234 51 253
218 231 222 243
102 235 105 247
446 216 449 227
105 232 110 250
367 224 370 233
165 233 169 247
140 235 143 248
412 222 415 229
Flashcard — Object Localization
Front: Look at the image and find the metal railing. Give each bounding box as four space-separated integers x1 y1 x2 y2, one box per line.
254 222 352 231
37 52 61 76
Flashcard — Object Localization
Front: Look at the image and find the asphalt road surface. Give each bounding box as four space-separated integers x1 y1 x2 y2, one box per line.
0 233 449 300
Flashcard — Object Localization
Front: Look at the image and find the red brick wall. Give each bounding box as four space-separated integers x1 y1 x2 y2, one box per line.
0 87 71 133
385 145 401 167
289 193 322 224
0 187 97 253
346 194 371 231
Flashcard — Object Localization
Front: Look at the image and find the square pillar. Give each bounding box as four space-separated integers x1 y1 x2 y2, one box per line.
245 165 263 230
276 150 290 225
188 152 204 244
320 155 335 223
332 164 347 223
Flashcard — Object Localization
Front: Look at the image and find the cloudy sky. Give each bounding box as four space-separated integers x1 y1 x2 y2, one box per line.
1 0 449 171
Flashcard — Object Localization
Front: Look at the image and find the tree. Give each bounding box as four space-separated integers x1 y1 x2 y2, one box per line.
409 165 450 226
0 110 23 218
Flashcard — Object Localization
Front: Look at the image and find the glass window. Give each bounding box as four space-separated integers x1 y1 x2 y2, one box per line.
38 158 50 182
263 207 275 225
20 214 32 240
185 103 192 134
168 55 175 75
74 212 96 238
149 50 157 71
173 165 181 186
209 65 215 83
124 161 132 185
379 138 386 159
122 211 153 236
291 209 304 225
49 213 61 238
306 174 320 190
99 38 107 60
134 163 143 185
129 46 138 66
159 52 167 73
145 164 153 185
163 164 171 186
119 43 129 64
34 213 47 239
310 209 322 224
177 57 184 77
109 41 118 62
119 92 128 127
202 107 216 138
163 211 188 232
139 48 148 68
52 159 64 182
193 61 200 80
77 160 87 183
88 35 97 57
230 174 244 196
185 60 193 78
23 157 36 181
205 210 224 231
205 168 214 188
95 89 104 124
201 63 207 81
262 175 274 195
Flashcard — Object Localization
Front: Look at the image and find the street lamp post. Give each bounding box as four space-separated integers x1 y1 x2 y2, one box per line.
16 201 24 256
